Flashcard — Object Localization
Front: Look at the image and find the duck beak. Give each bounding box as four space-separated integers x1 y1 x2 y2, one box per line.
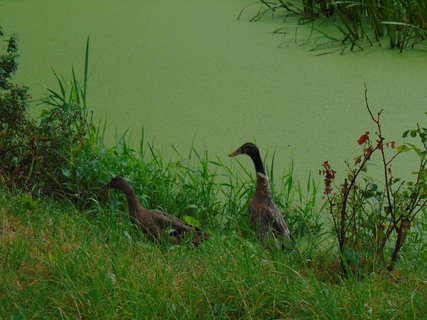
228 148 242 157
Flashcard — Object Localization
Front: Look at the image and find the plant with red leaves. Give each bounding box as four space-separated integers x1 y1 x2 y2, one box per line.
320 86 426 276
319 161 336 195
357 131 370 145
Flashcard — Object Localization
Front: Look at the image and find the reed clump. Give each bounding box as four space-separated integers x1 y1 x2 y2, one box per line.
248 0 427 51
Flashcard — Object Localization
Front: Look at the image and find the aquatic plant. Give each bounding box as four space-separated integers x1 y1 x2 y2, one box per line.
247 0 427 52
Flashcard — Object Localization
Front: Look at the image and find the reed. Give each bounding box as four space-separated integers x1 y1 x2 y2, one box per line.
248 0 427 51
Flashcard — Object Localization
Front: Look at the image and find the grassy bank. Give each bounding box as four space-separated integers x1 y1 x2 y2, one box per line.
1 187 426 319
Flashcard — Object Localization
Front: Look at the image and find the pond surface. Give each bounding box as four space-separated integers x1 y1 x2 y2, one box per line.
1 0 426 184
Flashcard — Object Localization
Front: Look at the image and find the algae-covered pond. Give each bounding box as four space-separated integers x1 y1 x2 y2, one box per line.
1 0 426 182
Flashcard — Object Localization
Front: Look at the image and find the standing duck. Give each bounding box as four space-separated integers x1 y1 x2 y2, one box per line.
229 143 292 246
104 176 211 247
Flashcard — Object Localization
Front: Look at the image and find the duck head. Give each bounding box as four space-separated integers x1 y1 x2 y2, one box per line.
104 176 129 191
228 142 259 158
229 142 265 175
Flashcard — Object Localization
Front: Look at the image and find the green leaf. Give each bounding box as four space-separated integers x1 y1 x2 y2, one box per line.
406 143 422 156
396 145 410 153
362 190 374 198
183 215 201 228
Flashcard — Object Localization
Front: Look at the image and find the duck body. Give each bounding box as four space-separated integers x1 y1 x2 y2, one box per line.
105 176 210 247
229 143 292 245
249 172 291 242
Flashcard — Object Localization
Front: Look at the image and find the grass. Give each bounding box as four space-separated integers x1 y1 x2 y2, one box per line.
1 184 426 319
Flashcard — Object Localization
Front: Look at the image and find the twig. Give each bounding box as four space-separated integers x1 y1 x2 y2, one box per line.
364 84 396 229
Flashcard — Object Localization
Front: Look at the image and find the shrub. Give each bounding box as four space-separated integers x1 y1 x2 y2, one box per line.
0 34 93 194
320 86 426 275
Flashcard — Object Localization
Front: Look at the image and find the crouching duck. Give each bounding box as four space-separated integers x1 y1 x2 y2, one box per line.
104 176 211 247
229 143 292 247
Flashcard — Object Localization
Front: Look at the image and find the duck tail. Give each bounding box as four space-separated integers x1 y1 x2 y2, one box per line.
192 230 211 247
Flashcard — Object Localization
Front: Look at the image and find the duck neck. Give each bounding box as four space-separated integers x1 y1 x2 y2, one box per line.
249 150 266 175
126 194 142 224
120 184 142 223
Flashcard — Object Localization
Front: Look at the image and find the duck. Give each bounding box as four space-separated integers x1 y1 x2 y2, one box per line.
229 142 292 247
104 176 211 247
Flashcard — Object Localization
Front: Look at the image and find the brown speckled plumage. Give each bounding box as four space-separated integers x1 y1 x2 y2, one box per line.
229 143 292 245
104 176 211 247
249 172 292 242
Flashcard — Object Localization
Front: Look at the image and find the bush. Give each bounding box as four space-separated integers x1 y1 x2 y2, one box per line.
320 86 427 275
0 35 93 195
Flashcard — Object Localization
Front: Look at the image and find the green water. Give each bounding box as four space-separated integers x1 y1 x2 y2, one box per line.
1 0 426 183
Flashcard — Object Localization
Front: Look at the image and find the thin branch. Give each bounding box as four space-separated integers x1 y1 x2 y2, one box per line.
385 152 401 167
364 84 396 229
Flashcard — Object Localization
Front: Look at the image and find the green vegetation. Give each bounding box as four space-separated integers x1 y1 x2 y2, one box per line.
0 35 93 197
1 27 426 318
246 0 427 52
